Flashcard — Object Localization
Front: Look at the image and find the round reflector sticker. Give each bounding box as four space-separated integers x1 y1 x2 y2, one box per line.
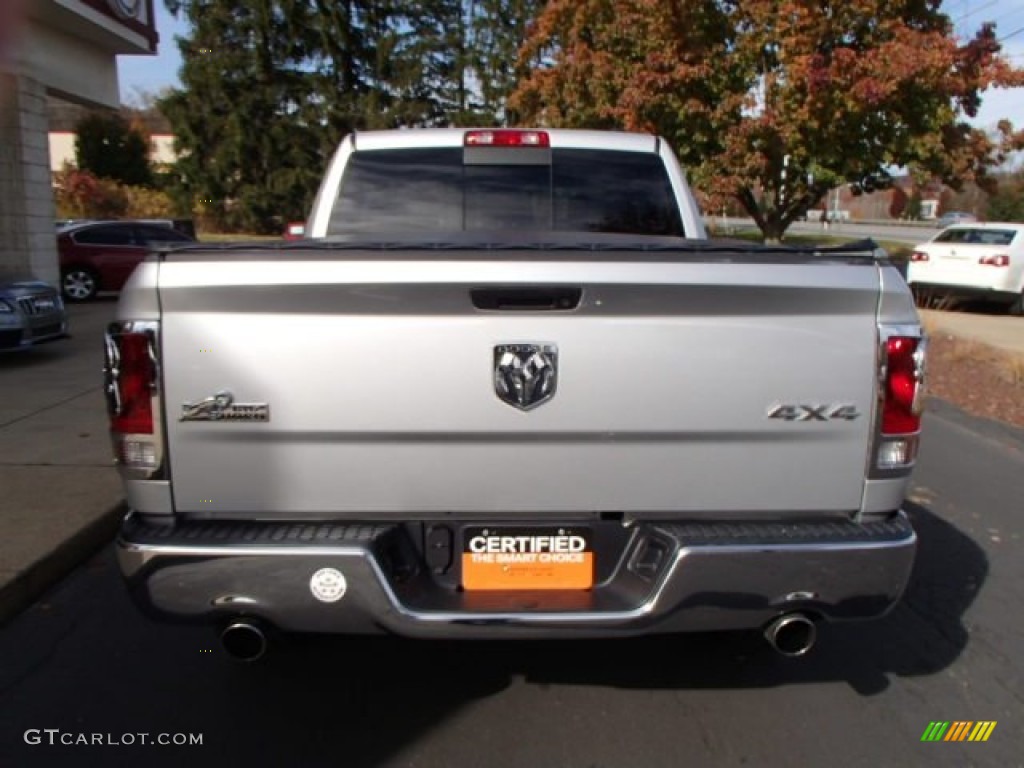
310 568 347 602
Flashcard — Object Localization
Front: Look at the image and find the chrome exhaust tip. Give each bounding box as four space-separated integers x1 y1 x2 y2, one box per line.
764 613 817 657
220 621 268 662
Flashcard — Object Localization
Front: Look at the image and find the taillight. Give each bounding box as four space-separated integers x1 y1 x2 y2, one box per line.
109 333 154 434
882 337 924 434
910 251 929 262
979 254 1009 267
464 129 549 147
104 322 162 476
875 333 926 470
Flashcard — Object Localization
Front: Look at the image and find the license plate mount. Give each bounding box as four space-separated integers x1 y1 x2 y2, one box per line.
461 526 594 591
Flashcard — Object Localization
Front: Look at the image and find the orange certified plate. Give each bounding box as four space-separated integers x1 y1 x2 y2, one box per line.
461 526 594 590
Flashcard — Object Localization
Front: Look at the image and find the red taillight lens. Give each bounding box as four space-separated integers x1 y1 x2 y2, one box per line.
464 129 550 147
882 337 924 435
979 254 1009 267
105 324 162 475
108 332 155 435
910 251 929 262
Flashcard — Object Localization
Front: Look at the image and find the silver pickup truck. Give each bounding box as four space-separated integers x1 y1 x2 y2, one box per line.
109 129 924 661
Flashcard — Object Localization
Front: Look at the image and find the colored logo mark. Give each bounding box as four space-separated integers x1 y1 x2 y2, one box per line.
921 721 997 742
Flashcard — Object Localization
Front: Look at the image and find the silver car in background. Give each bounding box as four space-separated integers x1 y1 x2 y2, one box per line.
0 280 69 351
934 211 978 228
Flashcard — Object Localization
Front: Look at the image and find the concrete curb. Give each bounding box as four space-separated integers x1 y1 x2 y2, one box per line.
0 501 126 626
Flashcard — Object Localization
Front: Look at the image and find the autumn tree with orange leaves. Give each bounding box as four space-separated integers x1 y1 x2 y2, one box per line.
510 1 1024 240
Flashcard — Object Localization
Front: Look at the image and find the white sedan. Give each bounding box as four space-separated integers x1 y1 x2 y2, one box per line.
906 222 1024 315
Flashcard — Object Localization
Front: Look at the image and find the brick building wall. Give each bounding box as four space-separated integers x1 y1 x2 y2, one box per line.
0 73 58 283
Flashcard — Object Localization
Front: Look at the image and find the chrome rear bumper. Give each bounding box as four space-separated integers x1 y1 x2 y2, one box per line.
117 512 916 639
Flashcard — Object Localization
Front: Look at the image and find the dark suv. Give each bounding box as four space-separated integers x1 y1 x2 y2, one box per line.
58 220 196 301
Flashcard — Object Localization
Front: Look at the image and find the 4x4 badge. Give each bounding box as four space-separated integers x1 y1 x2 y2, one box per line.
767 403 861 422
494 344 558 411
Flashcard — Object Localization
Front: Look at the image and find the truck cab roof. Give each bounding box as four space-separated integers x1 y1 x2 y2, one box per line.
351 128 661 153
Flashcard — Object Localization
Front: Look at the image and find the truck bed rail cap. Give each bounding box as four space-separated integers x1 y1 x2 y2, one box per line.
160 233 885 265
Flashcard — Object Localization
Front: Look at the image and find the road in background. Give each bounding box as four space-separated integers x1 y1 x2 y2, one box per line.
710 217 936 245
789 220 934 245
0 400 1021 768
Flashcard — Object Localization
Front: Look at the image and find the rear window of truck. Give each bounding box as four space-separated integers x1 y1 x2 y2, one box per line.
328 147 685 237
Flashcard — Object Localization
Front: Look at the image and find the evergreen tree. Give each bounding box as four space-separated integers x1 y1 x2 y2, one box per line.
305 0 468 129
158 0 549 230
469 0 544 124
75 112 152 187
161 0 326 233
390 1 468 126
303 0 382 133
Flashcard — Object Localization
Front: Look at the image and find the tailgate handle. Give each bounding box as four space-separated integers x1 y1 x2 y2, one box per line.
471 287 582 311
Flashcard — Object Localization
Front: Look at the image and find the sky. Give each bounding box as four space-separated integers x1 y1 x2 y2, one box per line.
118 1 1024 131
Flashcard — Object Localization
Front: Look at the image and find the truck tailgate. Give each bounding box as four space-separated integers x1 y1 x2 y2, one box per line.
157 253 880 519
